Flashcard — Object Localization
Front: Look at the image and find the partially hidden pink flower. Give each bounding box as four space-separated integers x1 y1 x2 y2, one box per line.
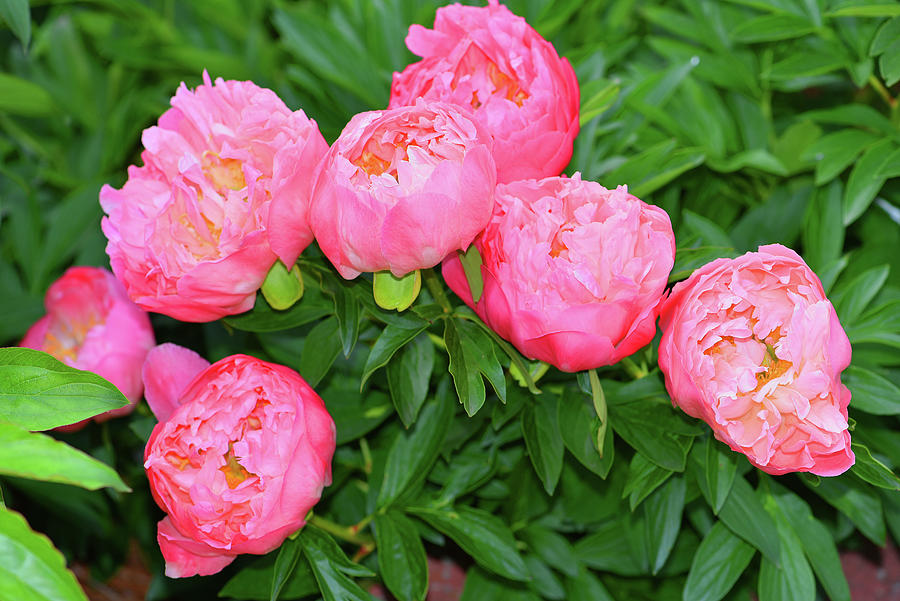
658 244 854 476
309 99 496 279
443 175 675 372
21 266 155 429
100 72 328 322
142 344 335 577
390 0 579 183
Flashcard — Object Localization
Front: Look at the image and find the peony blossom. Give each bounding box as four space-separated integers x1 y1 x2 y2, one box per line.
21 266 155 428
100 72 328 322
390 0 579 183
443 175 675 372
142 345 335 577
658 244 854 476
309 99 496 279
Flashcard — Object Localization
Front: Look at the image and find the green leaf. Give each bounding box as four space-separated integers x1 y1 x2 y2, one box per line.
706 149 788 175
0 0 30 46
768 52 847 80
0 506 87 601
771 485 851 601
879 38 900 85
609 399 694 472
772 121 822 173
871 17 900 55
458 246 484 303
682 210 733 248
732 14 816 42
223 294 330 332
325 386 393 446
387 333 434 427
444 318 506 416
642 475 686 574
827 2 900 17
802 103 896 134
851 442 900 490
630 148 706 198
330 280 361 358
718 476 781 564
844 365 900 415
623 452 674 510
361 321 428 389
377 393 452 508
271 537 302 601
807 476 886 544
843 138 896 225
520 525 579 579
833 264 890 324
524 555 564 600
556 388 614 478
580 79 620 125
0 422 129 492
682 522 755 601
298 528 375 601
408 506 529 582
0 73 54 116
564 566 615 601
702 437 738 515
758 487 816 601
218 552 318 600
374 513 428 601
521 399 564 495
460 567 538 601
296 317 343 387
0 348 128 431
802 181 845 274
574 520 644 576
803 129 880 185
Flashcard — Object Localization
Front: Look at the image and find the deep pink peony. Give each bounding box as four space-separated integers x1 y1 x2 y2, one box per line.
389 0 579 183
100 72 328 322
658 244 854 476
443 175 675 372
142 345 335 577
309 99 496 279
21 266 155 428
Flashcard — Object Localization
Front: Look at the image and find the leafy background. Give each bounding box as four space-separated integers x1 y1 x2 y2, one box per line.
1 0 899 600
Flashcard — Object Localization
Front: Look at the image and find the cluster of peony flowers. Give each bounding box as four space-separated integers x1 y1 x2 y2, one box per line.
18 0 856 582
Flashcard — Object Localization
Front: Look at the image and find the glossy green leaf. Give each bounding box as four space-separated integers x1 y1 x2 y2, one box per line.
557 388 613 478
223 295 330 332
444 318 506 416
732 14 816 42
879 38 900 85
758 488 815 601
803 129 880 185
524 555 564 600
0 506 87 601
833 264 889 324
0 422 129 492
299 528 375 601
844 365 900 415
0 348 128 431
0 0 30 46
574 520 644 576
682 522 755 601
325 386 393 446
522 399 564 495
564 566 615 601
458 245 484 303
460 566 538 601
843 138 896 225
361 321 429 389
408 506 529 582
623 452 674 510
219 551 318 600
580 79 620 124
387 333 434 427
609 399 694 472
298 317 343 387
374 513 428 601
802 181 845 274
0 73 54 116
520 524 579 579
851 442 900 490
807 476 886 544
271 537 302 601
717 476 781 564
827 2 900 17
377 394 452 508
642 475 686 574
682 210 733 248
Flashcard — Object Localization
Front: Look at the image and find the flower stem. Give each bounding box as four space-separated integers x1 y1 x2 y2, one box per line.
620 356 647 379
588 369 608 456
423 268 453 313
308 514 374 547
869 75 898 109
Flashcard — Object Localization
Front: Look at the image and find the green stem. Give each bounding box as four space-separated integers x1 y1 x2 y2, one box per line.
588 369 608 456
423 268 453 313
308 514 374 547
360 438 372 475
621 356 647 379
869 75 898 109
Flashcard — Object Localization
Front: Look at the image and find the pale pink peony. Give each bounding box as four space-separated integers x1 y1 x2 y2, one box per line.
658 244 854 476
389 0 579 183
309 99 496 279
443 175 675 372
21 266 155 428
100 72 328 322
142 345 335 577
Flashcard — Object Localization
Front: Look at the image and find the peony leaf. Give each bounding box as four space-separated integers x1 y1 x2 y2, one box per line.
521 398 564 495
682 522 755 601
374 512 428 601
386 333 434 427
0 348 128 431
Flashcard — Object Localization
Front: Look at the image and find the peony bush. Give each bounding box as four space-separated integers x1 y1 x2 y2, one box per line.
1 2 899 601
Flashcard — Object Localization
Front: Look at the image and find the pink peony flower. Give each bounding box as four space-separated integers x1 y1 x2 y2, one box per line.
443 175 675 372
658 244 854 476
100 72 328 322
142 345 335 577
21 266 155 428
309 99 496 279
389 0 579 183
